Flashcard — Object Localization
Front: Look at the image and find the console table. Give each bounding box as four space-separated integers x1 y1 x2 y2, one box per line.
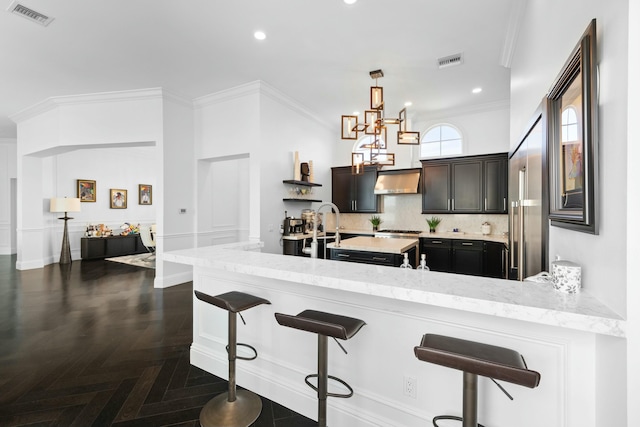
80 235 147 260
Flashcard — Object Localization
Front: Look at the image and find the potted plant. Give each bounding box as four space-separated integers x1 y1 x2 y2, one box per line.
426 216 442 233
369 215 382 231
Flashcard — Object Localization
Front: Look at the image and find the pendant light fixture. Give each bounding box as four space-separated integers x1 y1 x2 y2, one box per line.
341 70 420 174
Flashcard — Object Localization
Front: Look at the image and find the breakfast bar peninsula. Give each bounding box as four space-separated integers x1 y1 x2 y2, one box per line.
164 242 624 427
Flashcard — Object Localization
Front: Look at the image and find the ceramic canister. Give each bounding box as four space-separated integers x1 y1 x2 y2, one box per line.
551 258 582 293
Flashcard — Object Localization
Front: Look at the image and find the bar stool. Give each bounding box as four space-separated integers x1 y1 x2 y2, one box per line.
275 310 366 427
194 290 271 427
414 333 541 427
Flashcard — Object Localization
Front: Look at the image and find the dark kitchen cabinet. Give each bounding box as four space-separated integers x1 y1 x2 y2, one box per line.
420 237 453 272
421 153 508 214
421 163 450 213
329 246 417 268
483 241 507 278
331 166 379 213
483 156 508 213
452 239 484 276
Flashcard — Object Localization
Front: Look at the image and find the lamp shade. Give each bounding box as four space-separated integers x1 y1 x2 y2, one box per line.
50 197 81 213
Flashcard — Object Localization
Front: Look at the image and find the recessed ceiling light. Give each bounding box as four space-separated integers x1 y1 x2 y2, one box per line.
344 0 358 4
254 31 266 40
404 101 413 107
472 87 482 94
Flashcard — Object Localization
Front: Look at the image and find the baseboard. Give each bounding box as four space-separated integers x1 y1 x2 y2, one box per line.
154 270 192 288
16 259 45 270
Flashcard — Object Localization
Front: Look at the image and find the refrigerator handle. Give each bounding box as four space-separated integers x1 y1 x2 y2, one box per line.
518 202 525 281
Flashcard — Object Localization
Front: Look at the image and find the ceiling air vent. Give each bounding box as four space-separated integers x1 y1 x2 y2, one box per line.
7 1 54 26
437 53 463 69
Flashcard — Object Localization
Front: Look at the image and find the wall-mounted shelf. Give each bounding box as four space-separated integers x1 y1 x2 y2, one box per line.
282 180 322 187
282 179 322 202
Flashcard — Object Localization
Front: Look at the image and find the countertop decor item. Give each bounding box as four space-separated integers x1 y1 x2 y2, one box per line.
426 216 442 233
369 215 382 231
551 256 582 293
481 222 491 235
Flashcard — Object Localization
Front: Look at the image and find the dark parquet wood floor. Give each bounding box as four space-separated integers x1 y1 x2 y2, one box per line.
0 255 315 427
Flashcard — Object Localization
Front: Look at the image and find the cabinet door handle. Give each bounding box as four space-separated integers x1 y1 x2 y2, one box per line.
462 242 473 246
355 200 357 211
448 199 451 210
484 198 487 211
431 241 443 244
372 257 388 261
503 198 506 211
337 253 350 258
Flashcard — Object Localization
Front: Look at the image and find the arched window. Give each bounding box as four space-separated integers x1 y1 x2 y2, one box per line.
561 106 579 143
420 124 463 158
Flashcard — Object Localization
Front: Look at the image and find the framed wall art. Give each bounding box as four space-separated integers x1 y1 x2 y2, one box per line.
77 179 96 202
547 19 598 234
110 189 127 209
139 184 152 205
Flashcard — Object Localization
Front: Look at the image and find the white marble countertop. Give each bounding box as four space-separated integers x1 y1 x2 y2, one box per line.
163 243 625 337
327 236 418 254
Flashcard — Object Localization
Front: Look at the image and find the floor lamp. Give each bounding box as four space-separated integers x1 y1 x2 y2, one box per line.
50 197 81 264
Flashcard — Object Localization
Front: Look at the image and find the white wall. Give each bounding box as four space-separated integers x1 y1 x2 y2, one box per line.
510 2 630 425
0 138 17 254
12 89 164 269
47 146 157 262
194 83 261 247
194 82 335 256
626 2 639 424
260 85 334 255
155 94 195 288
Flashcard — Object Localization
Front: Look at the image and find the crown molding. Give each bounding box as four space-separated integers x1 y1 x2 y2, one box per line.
413 99 510 123
193 80 332 131
10 88 166 123
500 0 526 69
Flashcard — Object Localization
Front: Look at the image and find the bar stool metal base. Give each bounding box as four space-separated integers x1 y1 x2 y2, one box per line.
199 389 262 427
433 415 485 427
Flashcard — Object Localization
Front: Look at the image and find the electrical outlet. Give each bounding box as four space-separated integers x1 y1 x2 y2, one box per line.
403 376 417 399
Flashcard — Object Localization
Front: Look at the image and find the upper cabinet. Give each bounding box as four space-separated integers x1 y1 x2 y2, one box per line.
331 166 380 213
421 153 508 214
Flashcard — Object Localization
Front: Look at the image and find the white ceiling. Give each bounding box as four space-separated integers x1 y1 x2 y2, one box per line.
0 0 519 138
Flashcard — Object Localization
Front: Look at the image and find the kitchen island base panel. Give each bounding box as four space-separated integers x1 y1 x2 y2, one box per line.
190 268 597 427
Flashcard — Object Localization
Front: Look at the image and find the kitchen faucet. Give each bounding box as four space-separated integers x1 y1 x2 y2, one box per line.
303 202 341 258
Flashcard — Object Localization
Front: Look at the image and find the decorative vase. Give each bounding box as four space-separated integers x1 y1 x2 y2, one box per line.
429 228 436 233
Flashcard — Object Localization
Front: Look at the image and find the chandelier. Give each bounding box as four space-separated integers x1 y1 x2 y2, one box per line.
341 69 420 174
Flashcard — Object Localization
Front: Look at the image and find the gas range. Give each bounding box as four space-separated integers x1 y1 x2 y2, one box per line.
374 229 423 239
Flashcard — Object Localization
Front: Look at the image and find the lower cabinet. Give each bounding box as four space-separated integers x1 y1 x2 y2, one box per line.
81 235 147 260
483 241 508 278
452 240 484 276
420 238 507 278
329 246 417 268
421 238 453 272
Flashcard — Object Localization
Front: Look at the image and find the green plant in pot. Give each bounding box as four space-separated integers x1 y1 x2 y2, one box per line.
369 215 382 231
426 216 442 233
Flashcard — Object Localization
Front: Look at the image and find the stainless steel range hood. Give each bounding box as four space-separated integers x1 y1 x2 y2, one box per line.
374 169 421 195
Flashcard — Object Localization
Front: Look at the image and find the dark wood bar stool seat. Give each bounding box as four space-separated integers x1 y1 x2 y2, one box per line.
194 290 271 427
275 309 366 427
414 333 541 427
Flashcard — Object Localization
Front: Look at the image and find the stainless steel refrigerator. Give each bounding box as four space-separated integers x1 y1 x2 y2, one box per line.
509 106 549 280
